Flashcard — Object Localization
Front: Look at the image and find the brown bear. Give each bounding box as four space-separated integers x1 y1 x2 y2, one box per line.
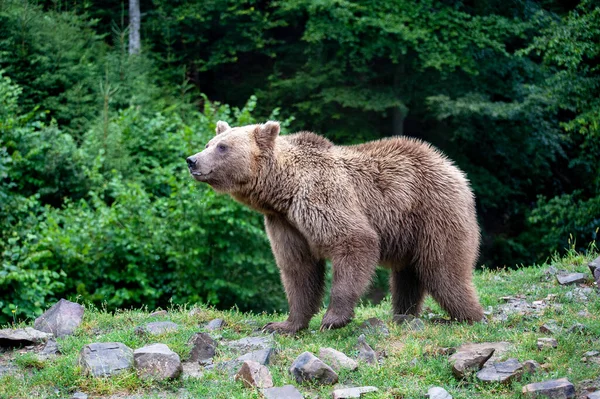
186 120 484 333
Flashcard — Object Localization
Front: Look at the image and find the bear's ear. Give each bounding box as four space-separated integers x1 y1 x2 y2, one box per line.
254 121 280 150
216 121 231 135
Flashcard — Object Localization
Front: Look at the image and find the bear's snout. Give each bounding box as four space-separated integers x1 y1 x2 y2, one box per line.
186 156 196 168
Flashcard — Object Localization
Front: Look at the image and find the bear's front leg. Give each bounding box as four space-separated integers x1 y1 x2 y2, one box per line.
263 215 326 334
321 232 379 330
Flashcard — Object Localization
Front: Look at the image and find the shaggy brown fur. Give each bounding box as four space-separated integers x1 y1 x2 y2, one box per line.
186 121 484 333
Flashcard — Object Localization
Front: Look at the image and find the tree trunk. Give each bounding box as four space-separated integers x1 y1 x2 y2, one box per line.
128 0 141 55
392 64 407 136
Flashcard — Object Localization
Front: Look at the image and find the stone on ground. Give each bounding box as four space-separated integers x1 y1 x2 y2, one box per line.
188 332 217 363
449 346 495 378
34 299 84 338
261 385 303 399
319 347 358 371
0 327 53 347
40 338 60 356
588 256 600 275
393 314 425 331
235 360 273 388
225 335 274 354
236 348 274 365
134 343 182 380
360 318 390 335
332 386 378 398
427 386 452 399
206 318 226 331
0 365 18 377
289 351 338 385
540 320 561 335
476 358 523 383
134 321 179 336
356 334 377 364
149 310 168 317
181 362 204 379
523 360 541 373
79 342 134 377
556 272 587 285
586 392 600 399
537 337 558 350
522 378 575 398
71 392 88 399
455 342 510 362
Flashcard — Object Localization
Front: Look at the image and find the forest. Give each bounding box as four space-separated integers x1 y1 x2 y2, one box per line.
0 0 598 324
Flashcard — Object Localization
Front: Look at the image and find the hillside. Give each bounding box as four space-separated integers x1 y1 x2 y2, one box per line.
0 251 599 399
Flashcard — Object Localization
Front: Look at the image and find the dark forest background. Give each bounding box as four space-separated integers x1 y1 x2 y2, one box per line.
1 0 598 323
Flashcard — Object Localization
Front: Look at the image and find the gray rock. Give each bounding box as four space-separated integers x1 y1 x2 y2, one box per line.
588 256 600 275
319 347 358 371
0 364 18 377
523 360 541 373
236 348 274 365
188 332 217 363
261 385 303 399
71 392 88 399
181 361 203 379
34 299 84 338
537 337 558 350
360 318 389 336
133 343 182 380
476 358 523 383
454 342 511 363
134 321 179 336
393 314 425 331
567 323 586 334
206 318 226 331
586 392 600 399
149 310 168 317
449 346 495 378
540 320 561 335
427 387 452 399
79 342 134 377
40 338 60 356
289 351 338 385
0 327 53 347
332 386 378 398
556 272 587 285
225 335 274 354
356 334 377 364
235 360 273 388
566 287 593 302
522 378 575 398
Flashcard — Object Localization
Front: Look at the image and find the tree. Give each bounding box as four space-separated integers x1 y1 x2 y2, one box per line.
129 0 140 55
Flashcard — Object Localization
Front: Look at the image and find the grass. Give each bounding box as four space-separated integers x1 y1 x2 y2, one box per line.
0 250 599 399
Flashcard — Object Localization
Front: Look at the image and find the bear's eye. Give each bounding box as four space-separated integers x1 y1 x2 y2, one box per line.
217 143 228 153
205 143 210 149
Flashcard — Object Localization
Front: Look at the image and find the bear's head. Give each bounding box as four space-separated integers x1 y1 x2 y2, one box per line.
186 120 280 192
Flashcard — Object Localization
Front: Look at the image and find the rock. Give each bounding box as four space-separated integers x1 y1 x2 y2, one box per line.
0 364 18 377
586 392 600 399
356 334 377 364
449 346 495 378
34 299 84 338
206 318 226 331
319 347 358 371
537 338 558 350
588 256 600 274
523 360 541 373
261 385 303 399
235 360 273 388
0 327 53 347
455 342 511 363
181 361 203 379
40 338 60 356
567 323 586 334
79 342 134 377
476 358 523 383
332 386 378 398
427 387 452 399
360 318 389 335
522 378 575 398
225 335 274 354
71 392 88 399
393 314 425 331
134 321 179 336
289 351 338 385
133 343 182 380
494 298 549 322
556 272 587 285
188 332 217 363
149 310 168 317
566 287 593 302
540 320 561 335
236 348 275 365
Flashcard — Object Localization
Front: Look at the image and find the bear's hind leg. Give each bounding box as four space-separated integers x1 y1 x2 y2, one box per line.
425 269 484 323
390 266 426 317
